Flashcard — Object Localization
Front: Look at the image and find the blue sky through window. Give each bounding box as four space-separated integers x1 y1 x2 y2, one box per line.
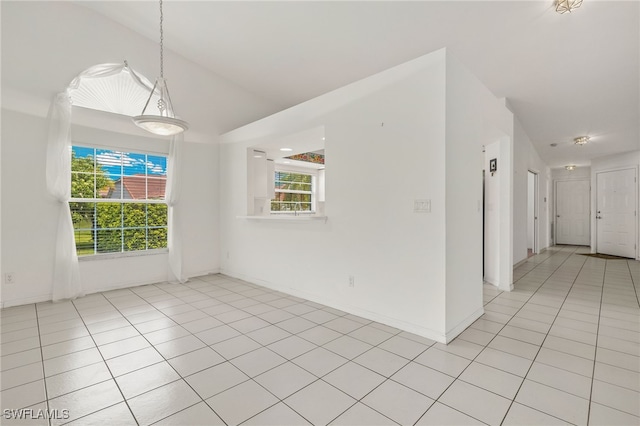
72 146 167 181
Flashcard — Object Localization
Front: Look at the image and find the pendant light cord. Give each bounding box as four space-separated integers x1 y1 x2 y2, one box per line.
132 0 189 134
159 0 164 78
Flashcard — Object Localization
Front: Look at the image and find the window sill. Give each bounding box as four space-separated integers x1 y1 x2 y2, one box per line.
78 248 168 262
237 215 328 223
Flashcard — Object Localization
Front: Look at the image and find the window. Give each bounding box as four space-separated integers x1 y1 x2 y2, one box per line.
70 146 168 256
271 171 315 213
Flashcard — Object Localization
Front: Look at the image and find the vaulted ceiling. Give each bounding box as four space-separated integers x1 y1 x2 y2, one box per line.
34 2 640 166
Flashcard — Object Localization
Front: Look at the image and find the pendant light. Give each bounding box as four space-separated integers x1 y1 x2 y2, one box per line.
133 0 188 136
555 0 583 14
574 136 590 145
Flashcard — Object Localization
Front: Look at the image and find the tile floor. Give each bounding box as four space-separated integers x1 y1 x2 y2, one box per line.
1 245 639 425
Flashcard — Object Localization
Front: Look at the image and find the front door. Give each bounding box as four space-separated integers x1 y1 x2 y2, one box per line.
596 168 637 258
556 180 590 245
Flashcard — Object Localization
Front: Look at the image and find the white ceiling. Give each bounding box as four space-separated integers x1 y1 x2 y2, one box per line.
76 1 639 168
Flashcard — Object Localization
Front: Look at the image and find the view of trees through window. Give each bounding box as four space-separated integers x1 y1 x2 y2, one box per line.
271 171 313 212
70 146 168 256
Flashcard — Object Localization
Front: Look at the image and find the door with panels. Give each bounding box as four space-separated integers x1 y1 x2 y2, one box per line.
596 168 637 258
556 179 590 246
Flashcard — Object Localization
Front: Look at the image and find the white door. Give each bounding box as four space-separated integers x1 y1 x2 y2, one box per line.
556 180 590 245
596 168 637 258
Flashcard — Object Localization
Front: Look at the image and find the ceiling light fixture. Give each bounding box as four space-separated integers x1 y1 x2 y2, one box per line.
555 0 583 14
280 148 293 152
574 136 590 145
565 165 576 171
133 0 188 136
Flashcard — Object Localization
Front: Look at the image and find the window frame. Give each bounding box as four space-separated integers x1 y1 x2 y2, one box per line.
69 144 169 259
271 166 317 215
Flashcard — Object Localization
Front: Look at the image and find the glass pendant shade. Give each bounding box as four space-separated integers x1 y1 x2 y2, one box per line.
556 0 583 14
133 77 188 136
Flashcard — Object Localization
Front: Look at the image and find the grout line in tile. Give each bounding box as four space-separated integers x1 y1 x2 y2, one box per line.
33 303 50 424
501 248 595 425
68 298 141 426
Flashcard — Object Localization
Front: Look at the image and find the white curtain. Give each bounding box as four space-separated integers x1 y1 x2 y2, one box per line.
46 92 83 301
45 63 138 301
166 133 186 283
68 62 152 92
46 61 184 298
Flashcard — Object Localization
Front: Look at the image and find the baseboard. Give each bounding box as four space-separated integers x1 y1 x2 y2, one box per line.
484 280 513 293
221 268 448 343
1 268 222 309
499 283 514 292
192 268 221 278
513 258 528 269
1 294 53 309
90 275 168 295
445 306 484 343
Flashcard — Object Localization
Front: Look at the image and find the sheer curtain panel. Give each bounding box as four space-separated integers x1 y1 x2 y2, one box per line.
46 92 83 301
166 133 186 283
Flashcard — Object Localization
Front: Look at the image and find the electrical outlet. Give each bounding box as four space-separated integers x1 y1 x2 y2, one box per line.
414 199 431 213
348 275 355 288
4 273 15 284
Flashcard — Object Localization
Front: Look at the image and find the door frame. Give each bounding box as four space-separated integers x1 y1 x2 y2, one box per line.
594 166 639 259
527 170 539 254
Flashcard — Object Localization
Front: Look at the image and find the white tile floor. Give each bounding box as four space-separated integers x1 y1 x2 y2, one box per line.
1 245 639 425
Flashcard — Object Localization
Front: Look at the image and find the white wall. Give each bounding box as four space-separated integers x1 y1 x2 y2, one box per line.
552 167 591 182
444 54 512 337
484 141 510 289
220 50 513 342
484 143 499 286
590 150 640 260
0 109 220 307
221 52 449 341
512 117 550 265
527 172 535 250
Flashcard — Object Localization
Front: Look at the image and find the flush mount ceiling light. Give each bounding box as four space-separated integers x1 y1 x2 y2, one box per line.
280 148 293 152
556 0 583 14
565 165 576 171
574 136 590 145
133 0 188 136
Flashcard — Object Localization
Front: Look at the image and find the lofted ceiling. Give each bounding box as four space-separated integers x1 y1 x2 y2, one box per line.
75 1 638 168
